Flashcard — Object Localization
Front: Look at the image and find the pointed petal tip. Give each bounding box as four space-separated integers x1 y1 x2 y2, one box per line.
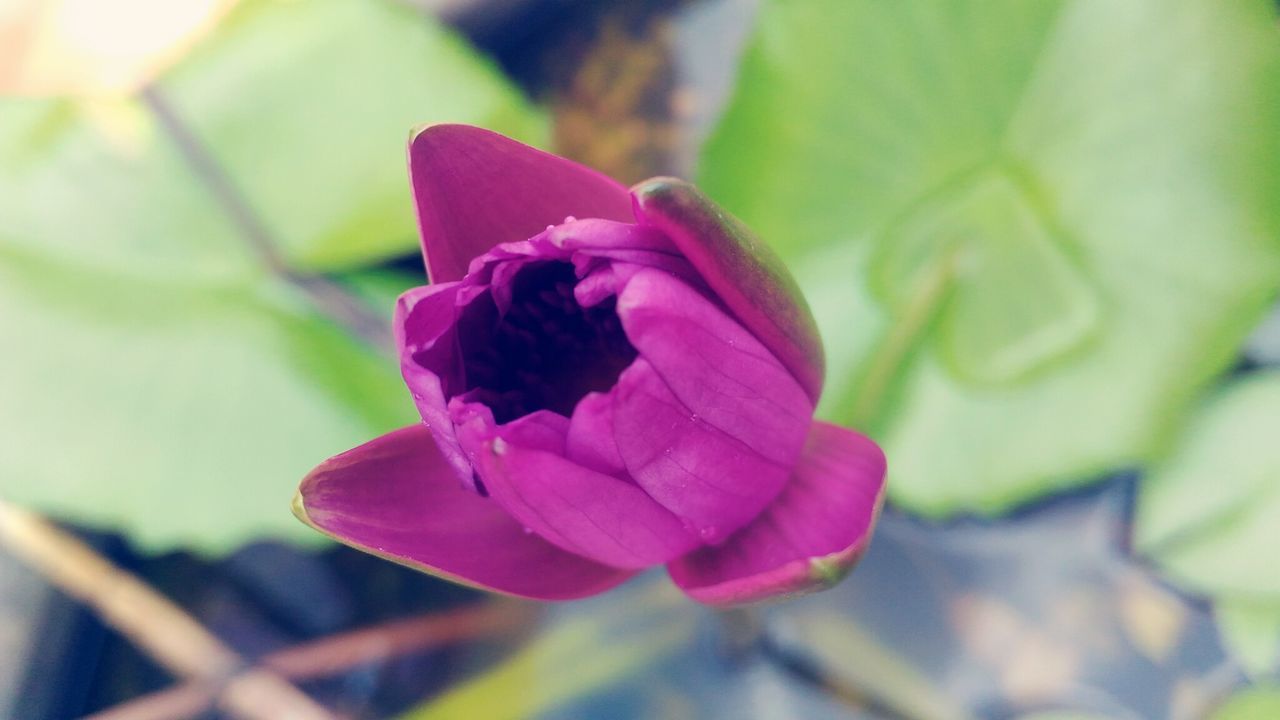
667 421 887 607
808 554 852 588
290 489 309 526
407 122 437 144
630 176 690 203
407 122 498 147
675 519 881 608
408 124 633 284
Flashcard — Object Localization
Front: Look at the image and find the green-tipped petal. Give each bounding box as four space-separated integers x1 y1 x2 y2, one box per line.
631 178 825 402
667 421 886 606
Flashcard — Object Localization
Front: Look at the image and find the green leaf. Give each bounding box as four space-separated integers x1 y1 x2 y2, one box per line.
336 267 423 323
1134 372 1280 675
1217 599 1280 679
0 0 539 550
0 98 258 283
0 0 543 281
1211 687 1280 720
159 0 544 271
698 0 1280 515
0 246 415 552
1135 373 1280 598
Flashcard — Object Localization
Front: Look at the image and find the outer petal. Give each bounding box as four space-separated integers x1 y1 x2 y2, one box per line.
410 124 633 283
631 178 825 403
294 424 632 601
612 359 792 544
667 421 887 607
616 269 812 468
461 420 702 570
611 269 813 543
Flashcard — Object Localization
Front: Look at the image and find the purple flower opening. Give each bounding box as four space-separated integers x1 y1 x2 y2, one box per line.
441 260 637 425
295 125 887 606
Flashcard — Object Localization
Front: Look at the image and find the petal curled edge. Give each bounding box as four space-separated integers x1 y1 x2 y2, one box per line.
631 178 825 403
294 424 633 601
395 283 475 486
667 421 887 607
410 124 633 284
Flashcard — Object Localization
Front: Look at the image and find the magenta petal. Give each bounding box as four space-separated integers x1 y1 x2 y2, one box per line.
616 269 812 468
610 269 812 542
631 178 825 403
295 425 632 601
468 430 701 570
409 125 634 283
612 359 793 544
394 283 474 486
667 421 887 607
566 392 627 476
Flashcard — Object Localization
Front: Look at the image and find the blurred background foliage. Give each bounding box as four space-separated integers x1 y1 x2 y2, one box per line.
1 0 541 550
700 0 1280 517
2 0 1280 718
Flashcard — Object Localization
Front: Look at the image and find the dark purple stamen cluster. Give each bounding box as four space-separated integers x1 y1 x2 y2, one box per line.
457 261 637 424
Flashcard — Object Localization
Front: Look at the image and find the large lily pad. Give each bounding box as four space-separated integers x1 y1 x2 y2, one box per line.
698 0 1280 515
159 0 545 270
0 98 257 283
0 248 414 551
1135 372 1280 677
0 0 540 551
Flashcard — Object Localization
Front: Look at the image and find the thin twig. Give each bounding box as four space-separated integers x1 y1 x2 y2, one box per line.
84 601 535 720
760 635 917 720
0 500 336 720
138 84 392 349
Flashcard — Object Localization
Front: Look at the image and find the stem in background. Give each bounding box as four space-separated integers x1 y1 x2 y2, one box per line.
846 246 959 430
759 635 916 720
138 85 392 350
715 607 766 663
0 500 336 720
85 602 536 720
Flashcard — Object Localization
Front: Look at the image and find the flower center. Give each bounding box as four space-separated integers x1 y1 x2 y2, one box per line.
458 261 636 424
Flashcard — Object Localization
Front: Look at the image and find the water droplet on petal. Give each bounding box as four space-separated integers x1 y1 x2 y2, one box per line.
522 526 534 534
699 526 720 541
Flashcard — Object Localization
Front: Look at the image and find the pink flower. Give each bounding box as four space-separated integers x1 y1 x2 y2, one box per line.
294 125 886 606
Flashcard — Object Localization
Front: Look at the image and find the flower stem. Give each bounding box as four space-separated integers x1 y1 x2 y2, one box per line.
138 85 391 350
715 607 766 663
846 246 959 430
